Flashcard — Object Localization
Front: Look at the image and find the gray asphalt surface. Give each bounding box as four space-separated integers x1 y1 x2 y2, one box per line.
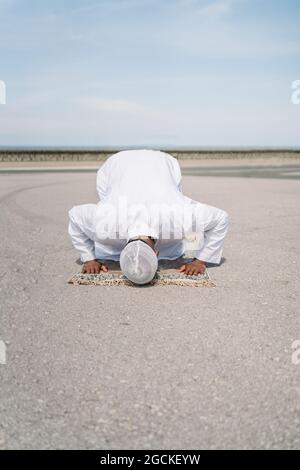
182 165 300 179
0 168 300 449
1 164 300 179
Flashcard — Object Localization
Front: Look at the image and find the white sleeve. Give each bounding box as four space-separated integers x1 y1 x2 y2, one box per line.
186 197 229 264
68 204 97 262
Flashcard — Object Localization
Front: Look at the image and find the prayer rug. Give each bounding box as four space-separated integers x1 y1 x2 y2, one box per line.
68 258 215 287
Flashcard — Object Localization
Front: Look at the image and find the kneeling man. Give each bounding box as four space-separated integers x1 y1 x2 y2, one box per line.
68 149 229 284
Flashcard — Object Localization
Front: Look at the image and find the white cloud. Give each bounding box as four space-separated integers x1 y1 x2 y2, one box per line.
199 0 240 17
177 0 240 15
76 97 148 114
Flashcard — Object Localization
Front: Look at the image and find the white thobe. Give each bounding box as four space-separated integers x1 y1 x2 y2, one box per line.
68 149 229 263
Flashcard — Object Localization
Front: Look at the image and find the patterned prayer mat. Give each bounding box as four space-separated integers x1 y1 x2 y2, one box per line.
68 258 215 287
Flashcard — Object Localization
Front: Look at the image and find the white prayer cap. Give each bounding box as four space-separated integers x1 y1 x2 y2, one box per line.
120 240 158 285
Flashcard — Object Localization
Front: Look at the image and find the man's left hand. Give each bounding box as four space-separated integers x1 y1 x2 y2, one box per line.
178 259 206 276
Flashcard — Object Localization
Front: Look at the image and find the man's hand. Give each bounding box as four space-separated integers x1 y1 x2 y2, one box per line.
82 260 108 274
178 259 206 276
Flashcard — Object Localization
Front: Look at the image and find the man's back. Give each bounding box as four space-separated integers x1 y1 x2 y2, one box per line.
96 149 182 205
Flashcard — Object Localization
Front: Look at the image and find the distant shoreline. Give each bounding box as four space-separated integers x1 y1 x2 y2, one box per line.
1 148 300 163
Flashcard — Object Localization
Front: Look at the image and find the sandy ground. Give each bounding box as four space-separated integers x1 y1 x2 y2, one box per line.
0 169 300 449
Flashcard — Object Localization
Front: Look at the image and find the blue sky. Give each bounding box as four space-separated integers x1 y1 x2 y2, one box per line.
0 0 299 147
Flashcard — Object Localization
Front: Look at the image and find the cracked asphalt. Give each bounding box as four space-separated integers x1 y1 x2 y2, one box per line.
0 164 300 449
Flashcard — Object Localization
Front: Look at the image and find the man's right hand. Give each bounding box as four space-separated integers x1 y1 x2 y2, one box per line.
82 260 108 274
